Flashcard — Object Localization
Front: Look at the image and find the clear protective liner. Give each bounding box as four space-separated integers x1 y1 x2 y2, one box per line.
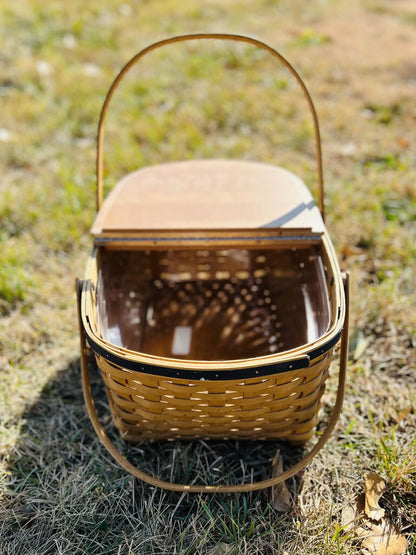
96 246 331 361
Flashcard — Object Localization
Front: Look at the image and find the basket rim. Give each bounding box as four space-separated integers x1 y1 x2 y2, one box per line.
82 323 341 380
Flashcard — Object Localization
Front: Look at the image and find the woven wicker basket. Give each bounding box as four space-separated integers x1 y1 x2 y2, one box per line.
77 34 349 493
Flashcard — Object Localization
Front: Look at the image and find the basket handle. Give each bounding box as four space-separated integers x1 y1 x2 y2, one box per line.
96 33 325 219
76 274 348 493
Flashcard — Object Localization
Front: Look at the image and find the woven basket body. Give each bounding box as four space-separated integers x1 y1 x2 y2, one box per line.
80 234 343 443
97 351 331 443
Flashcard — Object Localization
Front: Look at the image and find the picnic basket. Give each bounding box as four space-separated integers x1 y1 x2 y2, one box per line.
76 34 349 493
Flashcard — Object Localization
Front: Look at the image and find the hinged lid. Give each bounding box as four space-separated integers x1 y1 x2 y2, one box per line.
91 159 325 245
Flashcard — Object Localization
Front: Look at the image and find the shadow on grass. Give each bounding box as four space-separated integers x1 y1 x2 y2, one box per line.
1 359 310 555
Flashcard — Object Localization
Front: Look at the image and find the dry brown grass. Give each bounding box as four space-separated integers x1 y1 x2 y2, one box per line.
1 0 415 553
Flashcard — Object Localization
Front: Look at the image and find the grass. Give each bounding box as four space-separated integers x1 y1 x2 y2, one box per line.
1 0 416 553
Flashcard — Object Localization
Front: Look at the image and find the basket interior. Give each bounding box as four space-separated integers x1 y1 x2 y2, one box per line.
96 246 331 361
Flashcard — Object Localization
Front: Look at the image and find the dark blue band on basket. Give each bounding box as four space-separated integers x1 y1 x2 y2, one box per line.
83 327 343 381
307 329 343 360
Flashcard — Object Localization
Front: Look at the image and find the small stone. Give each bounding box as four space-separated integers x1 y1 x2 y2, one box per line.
0 128 11 142
339 142 357 156
36 60 52 76
63 33 77 49
119 4 133 16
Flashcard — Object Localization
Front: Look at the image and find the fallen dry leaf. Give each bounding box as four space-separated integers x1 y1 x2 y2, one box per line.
340 493 365 532
340 503 358 533
339 475 408 555
341 244 367 258
397 137 409 149
353 332 370 362
361 519 408 555
271 450 292 512
365 472 386 521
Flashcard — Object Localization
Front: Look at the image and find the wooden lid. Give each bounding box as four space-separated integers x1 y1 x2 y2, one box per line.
91 159 325 237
